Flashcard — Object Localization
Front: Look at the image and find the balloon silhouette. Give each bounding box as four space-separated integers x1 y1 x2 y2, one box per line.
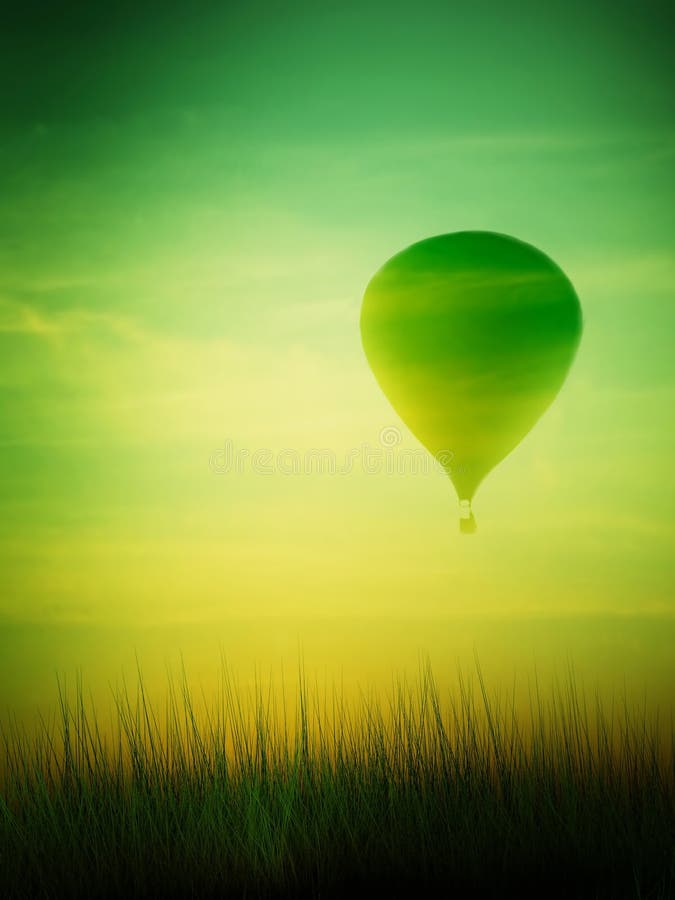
360 231 582 533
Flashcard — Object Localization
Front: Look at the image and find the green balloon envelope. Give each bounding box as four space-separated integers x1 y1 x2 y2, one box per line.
360 231 583 533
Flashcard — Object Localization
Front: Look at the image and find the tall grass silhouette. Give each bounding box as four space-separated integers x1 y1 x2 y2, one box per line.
1 660 673 898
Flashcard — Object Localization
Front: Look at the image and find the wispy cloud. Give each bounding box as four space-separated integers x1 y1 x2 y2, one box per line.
572 254 675 298
0 294 144 342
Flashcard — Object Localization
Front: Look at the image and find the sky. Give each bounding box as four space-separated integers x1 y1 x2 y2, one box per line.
0 0 673 716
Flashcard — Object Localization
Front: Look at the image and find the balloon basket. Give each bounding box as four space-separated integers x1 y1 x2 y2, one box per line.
459 499 477 534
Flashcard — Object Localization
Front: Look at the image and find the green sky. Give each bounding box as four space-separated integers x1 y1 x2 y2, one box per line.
1 1 673 714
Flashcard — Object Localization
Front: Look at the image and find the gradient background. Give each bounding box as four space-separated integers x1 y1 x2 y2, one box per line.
1 1 673 720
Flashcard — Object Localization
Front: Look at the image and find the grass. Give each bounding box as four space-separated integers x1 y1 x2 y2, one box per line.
0 660 673 899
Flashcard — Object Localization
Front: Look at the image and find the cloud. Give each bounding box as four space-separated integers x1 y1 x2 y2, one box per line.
572 253 675 298
0 294 144 342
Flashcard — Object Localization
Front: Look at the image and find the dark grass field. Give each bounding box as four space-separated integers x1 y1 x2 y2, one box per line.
1 662 673 899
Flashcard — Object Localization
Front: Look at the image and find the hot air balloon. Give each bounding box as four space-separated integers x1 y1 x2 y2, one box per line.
360 231 582 533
